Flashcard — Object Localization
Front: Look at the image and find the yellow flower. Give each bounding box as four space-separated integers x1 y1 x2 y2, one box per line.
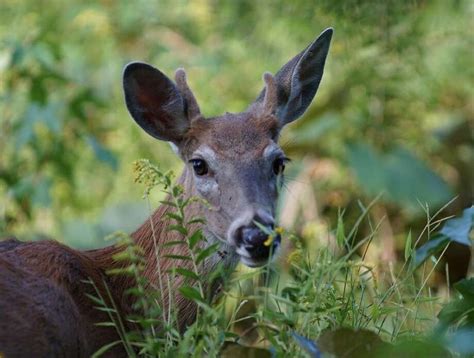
275 226 284 235
263 235 274 247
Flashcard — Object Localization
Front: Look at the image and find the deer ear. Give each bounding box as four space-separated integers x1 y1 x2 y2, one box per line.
253 28 333 127
123 62 189 143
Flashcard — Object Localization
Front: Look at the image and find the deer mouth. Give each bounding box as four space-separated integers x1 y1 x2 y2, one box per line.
236 234 281 268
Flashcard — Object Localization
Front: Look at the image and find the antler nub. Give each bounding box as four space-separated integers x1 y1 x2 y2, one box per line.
175 68 201 120
262 72 278 115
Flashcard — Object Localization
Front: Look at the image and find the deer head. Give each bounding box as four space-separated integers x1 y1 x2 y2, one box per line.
123 28 333 268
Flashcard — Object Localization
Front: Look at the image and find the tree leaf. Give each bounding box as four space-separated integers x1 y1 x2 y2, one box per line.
414 235 449 268
414 206 473 267
347 143 453 211
438 206 473 246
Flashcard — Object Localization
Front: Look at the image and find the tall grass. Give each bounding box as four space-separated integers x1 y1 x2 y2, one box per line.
87 161 461 357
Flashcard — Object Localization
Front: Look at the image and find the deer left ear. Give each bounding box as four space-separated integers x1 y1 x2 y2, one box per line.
252 28 333 128
123 63 201 144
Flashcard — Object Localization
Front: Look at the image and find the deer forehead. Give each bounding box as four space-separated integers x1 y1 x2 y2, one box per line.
193 141 281 168
186 112 279 160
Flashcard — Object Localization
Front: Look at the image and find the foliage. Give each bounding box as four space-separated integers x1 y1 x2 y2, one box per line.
0 1 472 356
414 206 473 268
85 160 228 356
85 162 472 357
0 0 472 246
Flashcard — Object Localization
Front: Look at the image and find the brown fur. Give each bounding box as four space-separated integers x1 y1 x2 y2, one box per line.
0 172 228 357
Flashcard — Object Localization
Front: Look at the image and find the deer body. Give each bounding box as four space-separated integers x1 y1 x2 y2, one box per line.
0 29 332 357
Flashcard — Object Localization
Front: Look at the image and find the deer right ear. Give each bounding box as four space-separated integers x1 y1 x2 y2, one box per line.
252 28 333 128
123 62 190 143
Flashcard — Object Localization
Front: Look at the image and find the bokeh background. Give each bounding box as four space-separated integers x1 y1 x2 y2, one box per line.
0 0 472 276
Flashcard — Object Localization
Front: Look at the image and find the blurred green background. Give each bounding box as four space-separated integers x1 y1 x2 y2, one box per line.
0 0 472 269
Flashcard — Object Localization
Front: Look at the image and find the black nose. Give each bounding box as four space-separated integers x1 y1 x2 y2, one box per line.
238 223 281 260
241 226 270 247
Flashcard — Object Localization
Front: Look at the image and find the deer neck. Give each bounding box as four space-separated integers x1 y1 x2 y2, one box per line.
89 167 237 329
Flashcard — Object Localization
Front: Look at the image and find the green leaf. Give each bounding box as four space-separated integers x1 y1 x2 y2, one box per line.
163 254 191 261
436 278 474 333
187 217 206 225
438 206 473 246
166 224 188 236
165 212 183 223
159 200 177 208
414 235 449 268
188 229 204 250
404 230 412 262
454 277 474 299
91 340 122 358
162 240 186 247
336 212 345 247
347 143 453 210
170 268 199 281
414 206 473 268
196 243 219 264
172 185 184 197
85 293 105 306
179 286 204 302
94 322 117 327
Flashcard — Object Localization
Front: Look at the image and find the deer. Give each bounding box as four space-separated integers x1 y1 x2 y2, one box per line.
0 28 332 357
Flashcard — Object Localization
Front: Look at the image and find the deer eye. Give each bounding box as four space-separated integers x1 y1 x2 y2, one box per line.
272 158 287 176
190 159 208 176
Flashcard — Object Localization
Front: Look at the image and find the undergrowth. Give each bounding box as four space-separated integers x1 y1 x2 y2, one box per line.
86 160 472 357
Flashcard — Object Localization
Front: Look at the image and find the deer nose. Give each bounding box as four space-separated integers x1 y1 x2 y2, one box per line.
241 226 271 247
238 222 281 262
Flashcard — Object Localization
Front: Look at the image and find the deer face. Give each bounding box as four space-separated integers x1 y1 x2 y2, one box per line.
123 28 333 267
